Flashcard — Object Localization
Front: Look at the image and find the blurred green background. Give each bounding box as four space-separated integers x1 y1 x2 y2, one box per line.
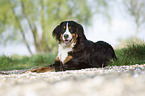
0 0 145 71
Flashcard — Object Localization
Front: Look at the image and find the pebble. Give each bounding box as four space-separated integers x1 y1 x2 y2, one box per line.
0 64 145 96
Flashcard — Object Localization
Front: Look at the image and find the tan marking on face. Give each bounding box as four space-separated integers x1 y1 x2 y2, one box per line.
69 27 71 29
60 34 64 43
72 33 78 43
64 26 66 29
63 56 72 64
56 56 61 61
31 66 55 73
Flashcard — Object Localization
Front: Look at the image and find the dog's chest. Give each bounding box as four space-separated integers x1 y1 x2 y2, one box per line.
58 44 73 63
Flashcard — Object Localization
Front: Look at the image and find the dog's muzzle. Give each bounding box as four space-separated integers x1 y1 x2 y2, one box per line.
63 34 73 44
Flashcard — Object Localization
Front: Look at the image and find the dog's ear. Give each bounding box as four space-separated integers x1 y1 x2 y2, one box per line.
76 23 86 40
52 25 61 40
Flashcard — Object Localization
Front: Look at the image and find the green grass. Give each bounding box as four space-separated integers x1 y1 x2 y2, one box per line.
0 43 145 71
0 53 57 71
110 43 145 66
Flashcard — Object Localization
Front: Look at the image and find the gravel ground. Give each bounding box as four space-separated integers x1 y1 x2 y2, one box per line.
0 64 145 96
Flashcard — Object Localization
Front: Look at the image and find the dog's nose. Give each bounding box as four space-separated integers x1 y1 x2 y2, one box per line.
64 34 69 39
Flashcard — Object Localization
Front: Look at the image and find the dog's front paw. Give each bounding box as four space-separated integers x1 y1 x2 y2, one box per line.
63 64 69 70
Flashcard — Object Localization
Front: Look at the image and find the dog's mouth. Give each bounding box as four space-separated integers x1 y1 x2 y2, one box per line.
64 39 73 44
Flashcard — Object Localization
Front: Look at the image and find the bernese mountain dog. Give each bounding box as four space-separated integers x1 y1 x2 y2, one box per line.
31 21 117 72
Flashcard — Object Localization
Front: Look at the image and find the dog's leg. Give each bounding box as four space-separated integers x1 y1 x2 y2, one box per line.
30 66 55 73
31 59 64 73
102 63 104 68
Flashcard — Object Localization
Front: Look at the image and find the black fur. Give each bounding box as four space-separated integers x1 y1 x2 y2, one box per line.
52 21 117 71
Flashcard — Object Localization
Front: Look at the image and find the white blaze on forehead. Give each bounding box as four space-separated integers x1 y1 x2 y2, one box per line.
62 23 72 40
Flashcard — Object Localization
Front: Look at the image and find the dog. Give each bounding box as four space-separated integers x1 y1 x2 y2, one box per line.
31 21 117 72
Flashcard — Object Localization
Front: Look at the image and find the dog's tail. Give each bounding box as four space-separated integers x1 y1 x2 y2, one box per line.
113 53 117 61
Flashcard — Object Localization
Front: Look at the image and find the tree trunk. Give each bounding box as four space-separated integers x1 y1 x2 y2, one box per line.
9 0 33 55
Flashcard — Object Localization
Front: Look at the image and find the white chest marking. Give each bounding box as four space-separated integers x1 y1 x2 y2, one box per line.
58 43 75 63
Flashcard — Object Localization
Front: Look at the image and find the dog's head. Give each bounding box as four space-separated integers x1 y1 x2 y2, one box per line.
53 21 86 46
